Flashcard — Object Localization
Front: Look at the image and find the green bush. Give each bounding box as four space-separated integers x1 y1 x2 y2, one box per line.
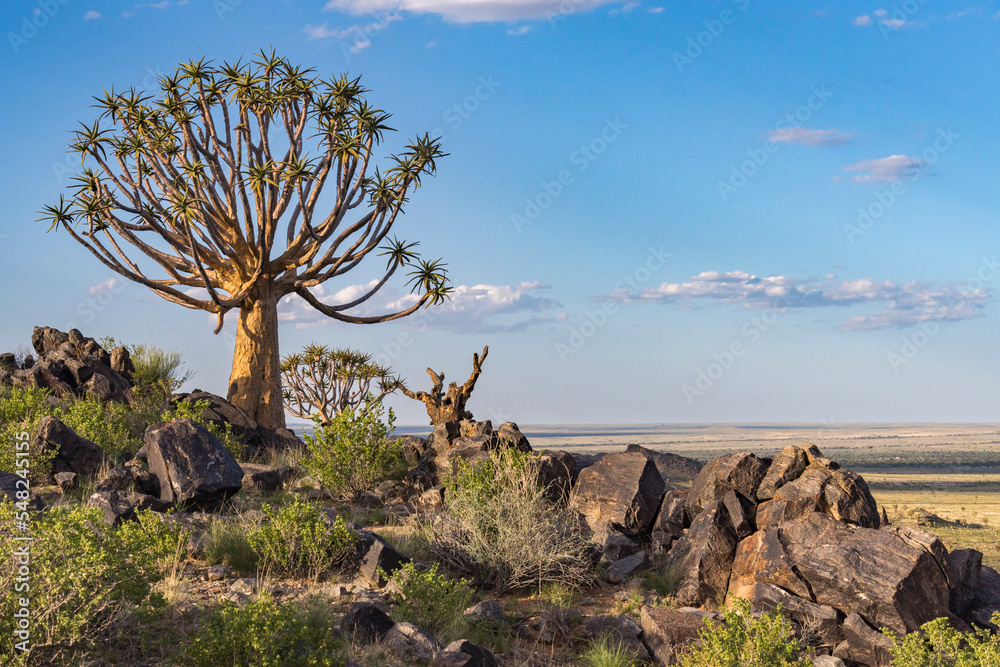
389 562 476 639
0 387 55 478
0 503 183 664
581 631 641 667
184 594 346 667
678 597 810 667
248 501 355 580
130 343 195 392
427 447 595 592
59 394 138 461
885 614 1000 666
304 397 400 499
166 399 246 459
205 515 261 576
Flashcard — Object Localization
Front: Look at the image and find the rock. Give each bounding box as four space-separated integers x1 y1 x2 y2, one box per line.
428 421 461 453
624 443 702 486
396 434 430 466
54 471 77 491
346 530 411 587
239 463 292 495
947 548 982 617
33 416 104 477
384 622 443 664
667 499 739 606
460 419 493 438
230 578 258 595
419 485 446 508
597 529 641 563
730 512 950 634
87 489 170 525
756 445 810 500
574 451 666 537
95 465 157 496
537 450 577 502
812 657 847 667
463 600 506 627
756 456 880 530
0 471 44 510
584 614 650 662
834 613 892 667
686 451 768 519
640 606 714 667
736 581 843 648
406 458 439 492
650 531 673 553
653 488 689 539
720 489 756 539
0 353 16 373
434 640 498 667
172 389 302 457
968 565 1000 630
496 422 531 451
342 601 395 644
144 419 243 507
109 346 135 381
207 564 233 581
606 551 647 584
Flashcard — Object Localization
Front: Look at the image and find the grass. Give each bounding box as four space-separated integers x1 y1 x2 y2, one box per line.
204 514 262 575
580 632 640 667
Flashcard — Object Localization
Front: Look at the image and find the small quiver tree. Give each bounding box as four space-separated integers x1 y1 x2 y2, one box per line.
400 346 488 425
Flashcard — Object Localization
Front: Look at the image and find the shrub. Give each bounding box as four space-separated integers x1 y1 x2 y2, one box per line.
678 597 810 667
0 503 183 664
304 397 400 499
642 561 682 597
184 594 346 667
0 386 55 478
59 394 138 461
166 399 246 459
885 614 1000 666
427 448 595 592
581 631 641 667
130 343 195 392
248 501 355 580
205 515 261 576
389 562 476 639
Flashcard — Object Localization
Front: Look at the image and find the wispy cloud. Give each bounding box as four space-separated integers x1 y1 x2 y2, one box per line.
768 127 854 147
507 25 531 35
278 281 564 333
324 0 618 23
304 14 401 53
835 154 927 182
84 10 101 20
854 15 872 26
647 6 664 13
596 270 990 331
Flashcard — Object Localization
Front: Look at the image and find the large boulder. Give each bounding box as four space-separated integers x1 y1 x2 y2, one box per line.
144 419 243 507
666 498 739 606
947 548 982 618
653 488 689 539
735 581 844 649
33 416 104 477
640 606 714 667
833 613 893 667
728 512 950 635
345 530 411 587
172 390 302 456
12 327 132 402
536 450 577 502
574 451 666 538
87 489 171 525
685 451 768 519
341 602 395 644
756 444 811 500
624 443 702 487
968 565 1000 630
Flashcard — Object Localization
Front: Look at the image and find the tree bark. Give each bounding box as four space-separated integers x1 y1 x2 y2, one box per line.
227 284 285 430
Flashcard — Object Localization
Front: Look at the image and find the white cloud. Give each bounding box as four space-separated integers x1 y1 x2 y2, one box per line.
88 277 120 295
835 154 927 182
597 271 989 331
324 0 617 23
609 1 639 14
873 9 887 17
279 281 564 333
84 10 101 20
647 6 663 12
768 127 854 147
305 14 401 53
854 15 871 26
881 18 909 28
507 25 531 34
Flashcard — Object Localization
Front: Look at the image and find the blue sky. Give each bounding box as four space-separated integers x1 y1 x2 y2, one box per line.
2 0 999 425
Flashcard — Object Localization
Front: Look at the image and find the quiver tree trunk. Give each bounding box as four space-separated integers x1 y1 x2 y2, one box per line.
228 285 284 430
401 346 488 425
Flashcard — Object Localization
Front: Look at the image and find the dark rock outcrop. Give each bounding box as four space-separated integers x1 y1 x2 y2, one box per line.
11 327 133 402
433 640 498 667
33 416 104 477
87 489 171 525
667 498 739 606
341 602 395 644
640 606 714 667
685 451 768 519
144 419 243 507
574 451 665 538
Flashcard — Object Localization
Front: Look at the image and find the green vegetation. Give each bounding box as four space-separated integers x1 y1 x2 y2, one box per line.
204 514 261 576
885 614 1000 666
580 631 641 667
678 597 810 667
167 398 246 459
0 503 184 665
428 447 595 592
183 595 346 667
389 562 476 639
304 397 400 499
248 502 355 580
130 343 195 392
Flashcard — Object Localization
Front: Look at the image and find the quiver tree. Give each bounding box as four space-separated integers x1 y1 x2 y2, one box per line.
39 50 452 429
401 346 488 425
280 344 402 425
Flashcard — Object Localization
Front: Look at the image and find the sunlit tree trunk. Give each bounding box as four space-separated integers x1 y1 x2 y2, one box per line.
228 284 284 429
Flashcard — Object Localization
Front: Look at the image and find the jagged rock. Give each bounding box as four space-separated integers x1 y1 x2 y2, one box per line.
606 551 647 584
834 613 892 667
624 443 702 487
574 451 666 537
346 530 410 587
686 451 768 519
460 419 493 438
756 444 811 500
230 577 258 595
434 640 498 667
667 498 739 606
428 421 461 453
756 454 880 530
640 606 714 667
730 512 950 635
463 600 506 627
406 458 439 492
968 565 1000 630
650 531 673 553
14 327 131 402
342 602 395 644
54 471 77 491
583 615 650 662
109 346 134 381
207 564 233 581
87 489 170 525
0 353 16 374
720 489 756 539
737 581 843 648
396 435 430 466
172 390 301 456
33 416 104 477
812 657 847 667
0 471 44 510
947 548 982 617
597 529 640 562
419 485 446 508
239 463 293 495
384 622 443 664
653 488 689 539
536 450 577 502
144 419 243 507
94 464 158 496
496 422 531 451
